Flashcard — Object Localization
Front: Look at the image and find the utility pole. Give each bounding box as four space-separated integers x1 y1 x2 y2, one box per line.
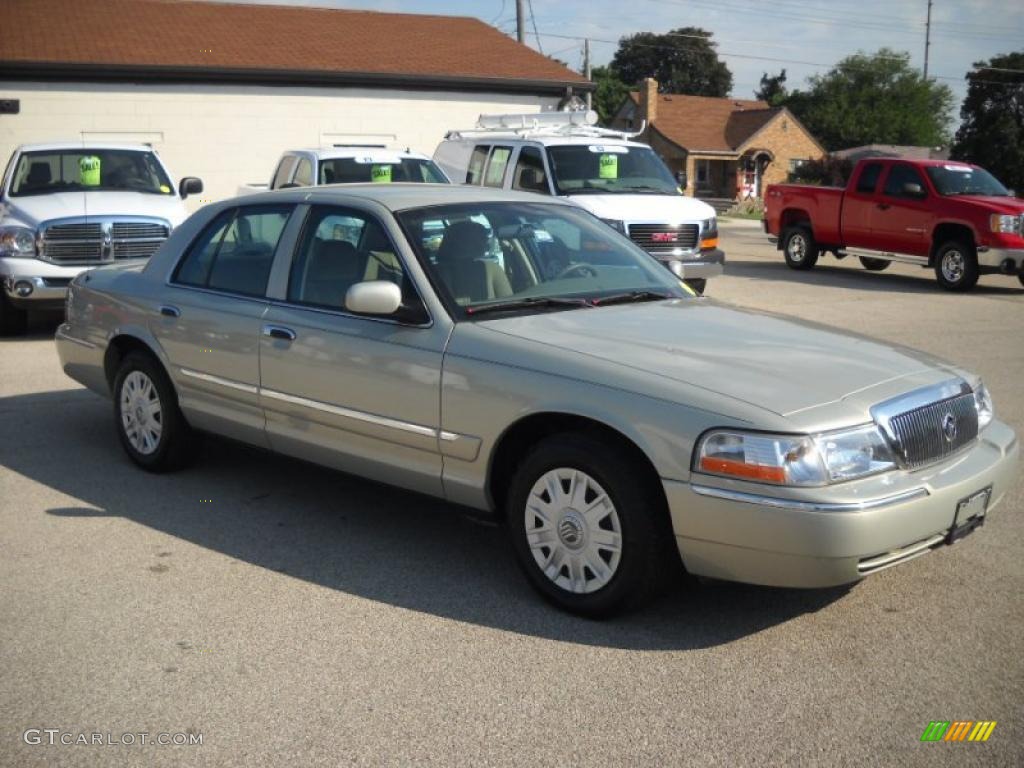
923 0 933 79
584 38 592 111
516 0 525 43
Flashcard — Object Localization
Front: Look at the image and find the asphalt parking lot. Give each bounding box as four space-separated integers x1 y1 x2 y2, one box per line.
1 220 1021 767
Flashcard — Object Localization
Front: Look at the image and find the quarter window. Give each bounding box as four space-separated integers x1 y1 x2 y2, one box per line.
271 157 297 189
174 206 292 297
856 163 883 194
467 146 489 185
484 146 512 188
293 157 313 187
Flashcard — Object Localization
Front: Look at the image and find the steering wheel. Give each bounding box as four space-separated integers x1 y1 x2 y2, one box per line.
555 262 598 280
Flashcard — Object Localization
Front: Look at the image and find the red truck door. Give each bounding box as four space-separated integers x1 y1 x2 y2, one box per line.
872 163 932 257
841 161 885 248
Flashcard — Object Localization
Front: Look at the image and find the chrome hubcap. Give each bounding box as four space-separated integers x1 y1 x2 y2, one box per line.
787 234 806 262
121 371 162 455
942 250 965 282
525 468 622 594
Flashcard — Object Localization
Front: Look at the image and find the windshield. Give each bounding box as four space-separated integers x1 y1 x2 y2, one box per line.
319 157 448 185
10 149 174 196
396 201 687 317
546 145 680 195
925 165 1009 197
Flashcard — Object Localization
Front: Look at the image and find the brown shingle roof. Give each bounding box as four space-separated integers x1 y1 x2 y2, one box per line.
628 92 772 152
0 0 590 92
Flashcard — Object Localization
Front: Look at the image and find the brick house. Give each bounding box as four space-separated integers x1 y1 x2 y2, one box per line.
611 78 824 201
0 0 592 205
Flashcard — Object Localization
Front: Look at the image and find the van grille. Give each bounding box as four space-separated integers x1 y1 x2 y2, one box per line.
627 223 700 253
41 218 169 264
887 393 979 468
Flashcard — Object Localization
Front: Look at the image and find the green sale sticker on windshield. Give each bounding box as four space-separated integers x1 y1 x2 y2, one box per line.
371 165 392 183
599 154 618 179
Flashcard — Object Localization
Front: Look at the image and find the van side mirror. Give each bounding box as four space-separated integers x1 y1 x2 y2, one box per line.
179 177 203 199
519 168 548 193
902 182 925 198
675 171 687 190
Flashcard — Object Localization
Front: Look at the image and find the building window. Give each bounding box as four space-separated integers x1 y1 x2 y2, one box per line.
696 159 709 183
789 159 808 172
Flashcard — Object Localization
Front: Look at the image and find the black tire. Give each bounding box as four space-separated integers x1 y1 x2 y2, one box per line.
1018 273 1024 288
113 351 196 472
684 278 707 295
933 240 979 291
0 291 28 336
782 226 819 270
506 433 672 617
859 256 890 271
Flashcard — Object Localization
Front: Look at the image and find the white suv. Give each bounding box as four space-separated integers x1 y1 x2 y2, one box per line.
433 111 723 293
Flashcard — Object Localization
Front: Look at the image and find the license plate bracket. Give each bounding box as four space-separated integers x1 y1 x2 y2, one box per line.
948 486 991 544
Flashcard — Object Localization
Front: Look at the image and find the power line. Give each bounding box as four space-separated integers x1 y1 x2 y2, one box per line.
526 0 544 54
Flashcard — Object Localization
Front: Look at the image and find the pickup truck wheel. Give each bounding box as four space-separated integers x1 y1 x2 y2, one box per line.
0 291 28 336
113 351 196 472
859 257 890 271
934 241 979 291
1018 273 1024 288
782 227 818 270
506 433 668 617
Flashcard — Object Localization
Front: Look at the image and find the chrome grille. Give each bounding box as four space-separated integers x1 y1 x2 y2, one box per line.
887 393 978 468
44 223 103 241
111 222 168 240
42 241 104 261
113 240 163 259
628 223 700 252
41 218 169 264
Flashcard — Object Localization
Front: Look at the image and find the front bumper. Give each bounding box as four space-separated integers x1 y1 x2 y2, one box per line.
2 258 90 310
977 246 1024 273
665 419 1019 588
655 248 726 280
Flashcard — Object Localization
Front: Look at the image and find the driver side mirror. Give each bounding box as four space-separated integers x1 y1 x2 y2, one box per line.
179 176 203 199
345 280 402 316
675 171 687 190
902 182 926 198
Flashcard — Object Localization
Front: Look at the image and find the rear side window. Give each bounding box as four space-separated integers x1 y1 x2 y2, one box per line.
271 157 297 189
467 146 489 185
293 157 313 187
855 163 882 194
884 164 927 198
484 147 513 188
174 206 292 297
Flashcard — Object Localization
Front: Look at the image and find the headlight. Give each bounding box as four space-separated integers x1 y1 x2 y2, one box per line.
0 226 37 258
694 425 896 486
974 383 994 430
990 214 1019 234
600 218 626 234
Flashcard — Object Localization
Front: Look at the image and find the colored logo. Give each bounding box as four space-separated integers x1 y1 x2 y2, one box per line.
920 721 996 742
651 232 678 243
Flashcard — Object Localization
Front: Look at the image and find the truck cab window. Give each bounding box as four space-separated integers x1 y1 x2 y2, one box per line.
855 163 882 194
884 165 927 199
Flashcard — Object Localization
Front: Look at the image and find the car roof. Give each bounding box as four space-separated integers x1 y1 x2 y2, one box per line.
297 147 432 161
235 182 578 211
446 134 648 149
16 142 159 153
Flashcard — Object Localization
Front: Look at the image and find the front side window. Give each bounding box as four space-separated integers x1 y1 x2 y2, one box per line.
883 164 927 198
10 149 174 196
318 157 447 185
512 147 549 194
397 202 686 314
855 163 883 194
174 206 292 297
925 165 1009 197
288 206 415 312
546 145 679 195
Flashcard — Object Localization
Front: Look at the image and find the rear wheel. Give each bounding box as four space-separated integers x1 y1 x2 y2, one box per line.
506 433 670 617
859 256 890 271
0 291 28 336
782 226 818 270
113 351 196 472
933 240 979 291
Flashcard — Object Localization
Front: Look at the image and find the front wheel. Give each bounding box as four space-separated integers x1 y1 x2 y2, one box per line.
0 291 28 336
1018 273 1024 288
859 256 890 271
782 226 818 270
934 240 979 291
506 433 670 617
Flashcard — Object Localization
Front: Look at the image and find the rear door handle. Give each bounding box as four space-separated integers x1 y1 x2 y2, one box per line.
159 305 180 318
262 325 296 342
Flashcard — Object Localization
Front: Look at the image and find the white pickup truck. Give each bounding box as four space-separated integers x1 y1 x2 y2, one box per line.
238 146 449 196
0 142 202 335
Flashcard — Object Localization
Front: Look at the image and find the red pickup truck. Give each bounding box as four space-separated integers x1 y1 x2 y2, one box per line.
764 158 1024 291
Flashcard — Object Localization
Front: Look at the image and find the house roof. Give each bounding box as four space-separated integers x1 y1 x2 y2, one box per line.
0 0 591 94
626 92 772 152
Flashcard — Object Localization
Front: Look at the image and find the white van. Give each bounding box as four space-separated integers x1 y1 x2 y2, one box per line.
433 111 723 292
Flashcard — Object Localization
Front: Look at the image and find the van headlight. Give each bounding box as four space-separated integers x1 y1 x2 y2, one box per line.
974 383 994 430
694 425 897 486
0 226 37 257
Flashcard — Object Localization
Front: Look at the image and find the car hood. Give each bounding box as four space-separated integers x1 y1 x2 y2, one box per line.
2 191 188 228
943 195 1024 214
564 193 715 223
474 299 956 417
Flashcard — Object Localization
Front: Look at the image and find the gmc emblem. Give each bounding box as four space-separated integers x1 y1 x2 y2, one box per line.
651 232 678 243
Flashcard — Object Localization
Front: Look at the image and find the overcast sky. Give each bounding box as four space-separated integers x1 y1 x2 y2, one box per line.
217 0 1023 125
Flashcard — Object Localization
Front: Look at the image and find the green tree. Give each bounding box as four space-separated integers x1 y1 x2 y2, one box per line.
782 49 954 151
610 28 732 97
591 65 630 124
755 69 788 106
952 52 1024 192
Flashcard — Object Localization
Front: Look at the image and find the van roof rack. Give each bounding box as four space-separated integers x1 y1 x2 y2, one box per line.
445 110 646 141
331 143 389 148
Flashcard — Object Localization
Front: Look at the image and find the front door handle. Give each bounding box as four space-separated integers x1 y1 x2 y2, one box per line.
262 325 296 342
159 305 181 318
876 203 891 211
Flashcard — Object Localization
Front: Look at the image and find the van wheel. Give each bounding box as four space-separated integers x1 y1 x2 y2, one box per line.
0 291 28 336
782 226 818 270
934 240 979 291
113 351 196 472
859 256 890 271
506 433 669 617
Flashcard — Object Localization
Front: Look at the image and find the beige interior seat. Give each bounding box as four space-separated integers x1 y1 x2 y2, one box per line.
435 221 513 304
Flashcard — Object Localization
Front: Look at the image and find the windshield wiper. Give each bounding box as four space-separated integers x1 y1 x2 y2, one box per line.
465 296 592 316
592 290 674 307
